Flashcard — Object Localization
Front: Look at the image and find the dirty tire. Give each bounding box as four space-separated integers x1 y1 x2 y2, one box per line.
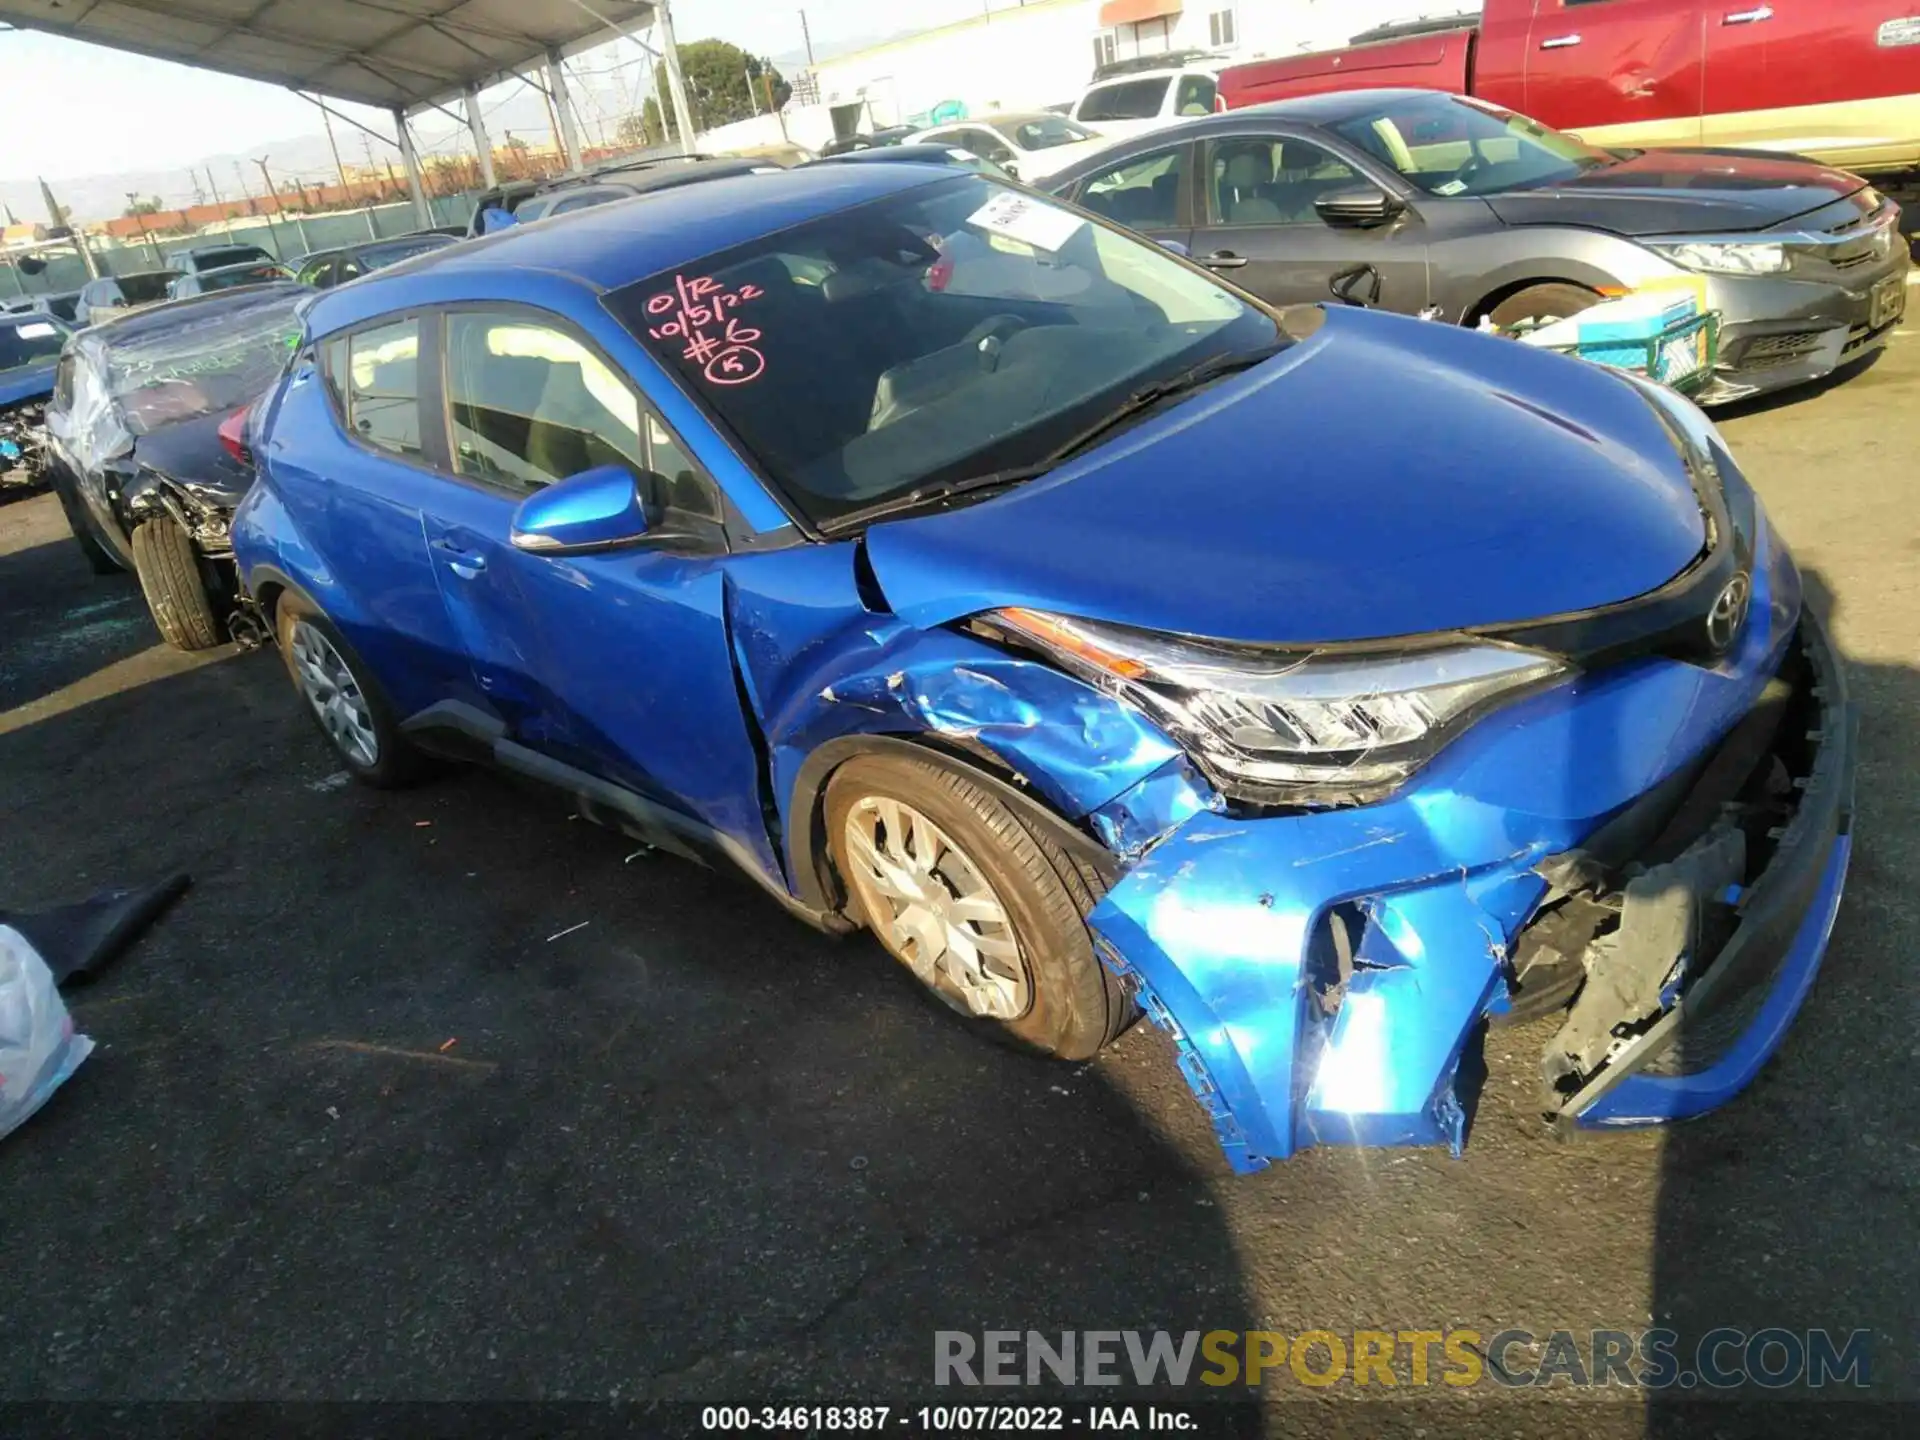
825 752 1134 1061
130 517 221 651
53 474 121 575
1486 282 1600 331
273 593 429 789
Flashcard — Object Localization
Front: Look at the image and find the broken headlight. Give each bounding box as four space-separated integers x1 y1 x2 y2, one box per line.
978 608 1569 807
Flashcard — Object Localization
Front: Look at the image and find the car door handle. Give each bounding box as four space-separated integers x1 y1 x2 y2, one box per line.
1539 33 1582 49
430 536 486 578
1721 5 1772 22
1202 251 1248 269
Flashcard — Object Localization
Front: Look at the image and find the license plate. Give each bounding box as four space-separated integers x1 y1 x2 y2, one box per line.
1870 273 1907 329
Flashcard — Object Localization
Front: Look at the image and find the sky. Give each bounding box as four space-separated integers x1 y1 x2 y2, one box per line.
0 0 995 217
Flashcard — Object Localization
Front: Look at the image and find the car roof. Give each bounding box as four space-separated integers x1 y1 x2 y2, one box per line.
1232 87 1468 125
305 162 955 335
88 281 307 342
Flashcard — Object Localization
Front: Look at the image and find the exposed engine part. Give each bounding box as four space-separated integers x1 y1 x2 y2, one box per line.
1542 821 1746 1099
0 397 51 489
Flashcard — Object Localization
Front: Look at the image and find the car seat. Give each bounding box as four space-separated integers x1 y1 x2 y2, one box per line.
1219 149 1281 224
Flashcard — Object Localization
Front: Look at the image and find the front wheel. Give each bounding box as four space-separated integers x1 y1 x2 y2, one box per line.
825 753 1133 1060
1485 282 1600 332
130 517 221 650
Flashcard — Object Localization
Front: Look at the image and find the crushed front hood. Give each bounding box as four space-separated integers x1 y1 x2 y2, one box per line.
864 307 1706 645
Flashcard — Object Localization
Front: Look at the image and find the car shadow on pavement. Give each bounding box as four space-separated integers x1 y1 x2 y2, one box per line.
1648 569 1920 1430
0 536 157 715
0 526 1263 1421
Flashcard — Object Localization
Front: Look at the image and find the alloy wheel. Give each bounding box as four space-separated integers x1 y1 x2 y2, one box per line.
289 620 380 768
842 795 1029 1020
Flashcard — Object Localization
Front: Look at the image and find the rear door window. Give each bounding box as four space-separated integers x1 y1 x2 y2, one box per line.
1074 147 1188 228
325 318 423 459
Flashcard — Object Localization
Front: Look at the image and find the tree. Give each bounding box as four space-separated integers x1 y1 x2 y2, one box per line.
122 195 166 218
650 39 789 139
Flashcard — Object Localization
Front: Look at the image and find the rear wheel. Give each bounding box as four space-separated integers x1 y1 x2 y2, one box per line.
1485 282 1600 332
825 753 1133 1060
274 596 428 788
130 517 221 650
53 474 121 575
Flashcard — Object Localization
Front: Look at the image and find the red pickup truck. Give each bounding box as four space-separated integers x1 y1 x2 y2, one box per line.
1218 1 1920 190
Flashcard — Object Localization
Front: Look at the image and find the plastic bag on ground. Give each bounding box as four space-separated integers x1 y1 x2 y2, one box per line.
0 924 94 1141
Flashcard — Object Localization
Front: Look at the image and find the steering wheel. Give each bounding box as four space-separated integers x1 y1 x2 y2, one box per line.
960 313 1028 372
1443 151 1487 191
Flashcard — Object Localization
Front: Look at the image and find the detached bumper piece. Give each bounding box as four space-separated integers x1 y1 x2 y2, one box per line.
1542 617 1856 1127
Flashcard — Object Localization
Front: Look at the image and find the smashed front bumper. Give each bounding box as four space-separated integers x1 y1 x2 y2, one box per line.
1086 506 1855 1173
1694 254 1910 405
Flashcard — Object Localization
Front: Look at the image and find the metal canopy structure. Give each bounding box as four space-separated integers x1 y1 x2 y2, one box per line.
0 0 658 112
0 0 701 227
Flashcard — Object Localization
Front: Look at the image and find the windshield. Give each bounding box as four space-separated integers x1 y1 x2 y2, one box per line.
186 245 273 270
0 317 67 373
990 115 1096 151
1079 77 1172 123
364 236 455 270
198 263 292 293
611 175 1276 526
1328 93 1612 197
105 291 304 434
115 272 180 305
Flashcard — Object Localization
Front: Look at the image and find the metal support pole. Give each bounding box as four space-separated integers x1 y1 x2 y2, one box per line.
545 49 585 172
465 84 497 188
392 105 432 229
656 1 698 155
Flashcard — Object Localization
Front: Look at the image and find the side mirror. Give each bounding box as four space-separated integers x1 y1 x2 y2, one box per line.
510 463 657 556
1313 185 1404 228
1155 237 1191 258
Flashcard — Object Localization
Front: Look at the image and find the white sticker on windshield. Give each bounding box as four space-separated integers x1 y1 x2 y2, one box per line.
14 322 57 339
1433 179 1469 196
966 191 1086 253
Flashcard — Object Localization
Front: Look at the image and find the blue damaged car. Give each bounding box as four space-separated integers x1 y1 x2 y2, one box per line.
230 163 1854 1171
1 310 69 492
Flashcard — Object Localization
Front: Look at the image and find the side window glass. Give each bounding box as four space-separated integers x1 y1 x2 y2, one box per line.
443 311 721 522
1176 76 1216 116
336 256 364 283
1078 147 1185 228
342 319 422 458
1209 137 1355 226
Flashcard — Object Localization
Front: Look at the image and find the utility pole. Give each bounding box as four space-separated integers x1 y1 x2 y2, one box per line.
320 103 354 201
125 192 160 265
745 61 760 116
656 0 698 155
799 9 815 65
233 160 256 215
254 157 285 257
40 177 98 278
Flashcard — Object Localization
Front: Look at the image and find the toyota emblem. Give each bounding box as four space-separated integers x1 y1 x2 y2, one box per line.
1706 573 1752 654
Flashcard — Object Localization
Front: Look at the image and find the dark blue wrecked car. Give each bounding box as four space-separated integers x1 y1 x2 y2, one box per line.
229 163 1853 1171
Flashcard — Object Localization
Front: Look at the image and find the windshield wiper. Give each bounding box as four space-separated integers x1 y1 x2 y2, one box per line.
816 467 1045 535
1038 341 1287 468
816 342 1286 535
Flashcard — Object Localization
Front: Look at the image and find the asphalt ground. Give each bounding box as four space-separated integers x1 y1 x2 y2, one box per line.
3 306 1919 1438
